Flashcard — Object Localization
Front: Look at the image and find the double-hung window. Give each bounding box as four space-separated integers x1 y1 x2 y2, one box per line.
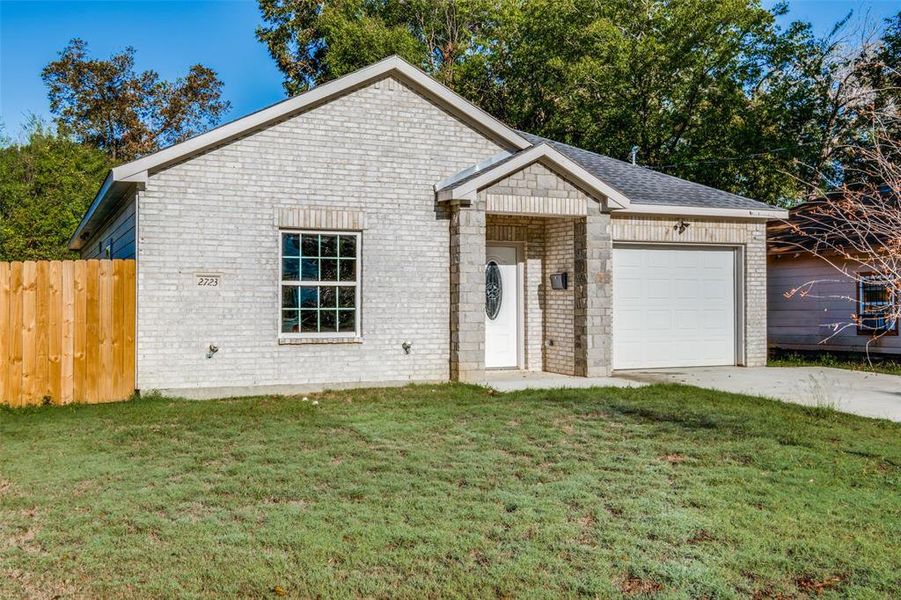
858 275 898 335
280 231 360 338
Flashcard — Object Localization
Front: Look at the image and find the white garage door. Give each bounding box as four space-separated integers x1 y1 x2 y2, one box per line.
613 246 737 369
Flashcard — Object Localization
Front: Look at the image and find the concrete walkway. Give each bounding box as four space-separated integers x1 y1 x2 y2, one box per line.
485 370 646 392
618 366 901 422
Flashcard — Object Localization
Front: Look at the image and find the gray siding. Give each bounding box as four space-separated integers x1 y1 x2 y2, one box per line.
80 195 137 260
768 254 901 355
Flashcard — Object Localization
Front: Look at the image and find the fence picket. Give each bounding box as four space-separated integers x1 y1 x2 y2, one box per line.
0 262 8 405
61 261 75 405
6 263 24 407
47 261 63 404
21 262 38 404
83 260 101 404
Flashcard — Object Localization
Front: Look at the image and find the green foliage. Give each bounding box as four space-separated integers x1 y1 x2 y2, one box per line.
841 12 901 178
0 122 111 261
256 0 501 93
1 384 898 597
256 1 899 206
42 38 230 162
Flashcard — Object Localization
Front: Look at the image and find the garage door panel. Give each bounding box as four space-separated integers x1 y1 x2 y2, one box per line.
613 246 736 369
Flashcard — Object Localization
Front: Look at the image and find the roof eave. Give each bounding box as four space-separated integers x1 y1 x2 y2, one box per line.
68 171 146 251
68 171 114 250
617 203 788 220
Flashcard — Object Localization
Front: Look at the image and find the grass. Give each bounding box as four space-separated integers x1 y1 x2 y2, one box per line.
769 349 901 377
1 384 899 599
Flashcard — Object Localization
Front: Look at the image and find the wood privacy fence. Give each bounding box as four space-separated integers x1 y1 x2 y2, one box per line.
0 260 135 407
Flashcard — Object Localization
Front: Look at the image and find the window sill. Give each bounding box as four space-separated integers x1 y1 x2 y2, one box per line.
278 336 363 345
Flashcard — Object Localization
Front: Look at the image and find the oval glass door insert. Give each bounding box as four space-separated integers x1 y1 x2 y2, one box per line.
485 260 502 320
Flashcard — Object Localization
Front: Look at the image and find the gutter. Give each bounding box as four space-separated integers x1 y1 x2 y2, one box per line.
618 203 789 220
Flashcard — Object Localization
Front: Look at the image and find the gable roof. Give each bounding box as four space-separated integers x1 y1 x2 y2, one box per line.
71 56 786 249
768 192 897 256
518 133 786 218
70 55 532 249
435 143 630 209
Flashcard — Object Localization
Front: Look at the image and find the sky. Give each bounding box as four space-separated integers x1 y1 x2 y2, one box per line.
1 0 899 139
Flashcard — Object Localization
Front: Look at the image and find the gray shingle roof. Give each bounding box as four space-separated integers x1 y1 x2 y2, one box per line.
517 131 777 211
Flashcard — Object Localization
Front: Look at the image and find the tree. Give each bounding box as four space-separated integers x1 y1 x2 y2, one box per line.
256 0 502 94
777 108 900 356
42 39 231 162
254 0 866 206
0 121 112 261
837 13 901 178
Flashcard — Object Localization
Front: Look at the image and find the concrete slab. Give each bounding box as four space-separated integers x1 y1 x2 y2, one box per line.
617 366 901 422
485 370 647 392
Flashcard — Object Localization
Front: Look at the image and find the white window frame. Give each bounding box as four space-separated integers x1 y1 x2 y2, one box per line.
278 229 362 339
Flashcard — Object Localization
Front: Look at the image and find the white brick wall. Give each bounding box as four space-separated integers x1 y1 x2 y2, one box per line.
137 77 505 392
133 75 770 393
543 219 577 374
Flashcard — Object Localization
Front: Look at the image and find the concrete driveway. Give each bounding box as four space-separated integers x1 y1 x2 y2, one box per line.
618 366 901 422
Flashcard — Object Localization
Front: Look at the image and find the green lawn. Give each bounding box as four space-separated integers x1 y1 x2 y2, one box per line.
769 349 901 376
1 384 898 599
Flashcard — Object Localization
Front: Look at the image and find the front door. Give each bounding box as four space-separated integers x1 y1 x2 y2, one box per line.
485 245 519 369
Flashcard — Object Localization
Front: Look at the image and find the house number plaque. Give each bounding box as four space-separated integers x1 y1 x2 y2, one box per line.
196 274 221 287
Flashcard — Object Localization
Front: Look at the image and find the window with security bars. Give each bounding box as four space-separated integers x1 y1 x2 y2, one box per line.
858 275 898 335
280 231 360 337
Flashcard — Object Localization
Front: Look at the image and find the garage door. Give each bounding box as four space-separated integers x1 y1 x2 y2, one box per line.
613 246 737 369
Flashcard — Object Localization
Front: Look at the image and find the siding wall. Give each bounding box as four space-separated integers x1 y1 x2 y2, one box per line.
768 254 901 355
80 195 137 260
611 214 769 367
137 77 505 394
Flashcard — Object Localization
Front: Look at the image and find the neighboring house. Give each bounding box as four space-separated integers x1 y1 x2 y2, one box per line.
69 56 787 397
768 199 900 355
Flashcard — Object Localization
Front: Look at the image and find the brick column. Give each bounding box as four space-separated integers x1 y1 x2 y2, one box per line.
744 223 768 367
574 200 613 377
449 200 486 382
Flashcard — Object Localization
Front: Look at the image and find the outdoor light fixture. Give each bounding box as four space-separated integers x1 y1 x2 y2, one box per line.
674 220 691 234
207 344 219 359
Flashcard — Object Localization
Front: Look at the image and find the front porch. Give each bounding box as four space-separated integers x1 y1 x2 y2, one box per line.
444 156 619 383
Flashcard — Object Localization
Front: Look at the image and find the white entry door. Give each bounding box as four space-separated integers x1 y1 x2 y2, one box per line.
485 245 519 369
613 245 736 369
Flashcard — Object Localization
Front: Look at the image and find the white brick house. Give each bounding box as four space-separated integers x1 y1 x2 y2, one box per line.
70 57 787 397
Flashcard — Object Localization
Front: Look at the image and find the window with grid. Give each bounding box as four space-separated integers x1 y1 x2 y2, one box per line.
280 231 360 337
858 275 898 335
